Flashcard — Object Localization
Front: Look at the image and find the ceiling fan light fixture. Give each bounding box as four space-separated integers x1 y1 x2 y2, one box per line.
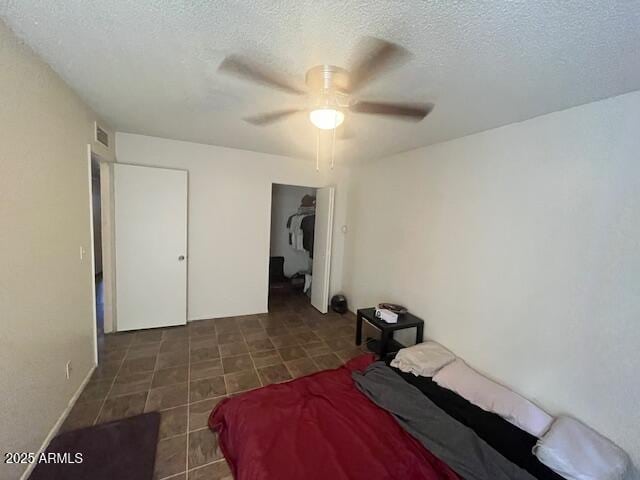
309 107 344 130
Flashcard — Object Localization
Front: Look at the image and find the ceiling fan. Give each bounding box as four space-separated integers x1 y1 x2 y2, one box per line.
217 37 434 132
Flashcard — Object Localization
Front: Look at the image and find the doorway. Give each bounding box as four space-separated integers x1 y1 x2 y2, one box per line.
90 156 104 335
268 183 334 313
88 148 116 364
269 184 316 309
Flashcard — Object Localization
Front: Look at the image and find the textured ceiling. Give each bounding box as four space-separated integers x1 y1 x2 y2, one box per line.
2 1 640 162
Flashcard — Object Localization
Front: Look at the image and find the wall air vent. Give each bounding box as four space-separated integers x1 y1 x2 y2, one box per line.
95 122 109 148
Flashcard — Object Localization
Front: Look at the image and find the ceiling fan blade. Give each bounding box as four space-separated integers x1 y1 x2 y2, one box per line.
218 55 306 95
348 37 411 93
337 123 355 140
350 101 434 121
243 108 303 125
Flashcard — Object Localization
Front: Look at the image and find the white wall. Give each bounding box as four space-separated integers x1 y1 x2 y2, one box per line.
343 90 640 470
270 184 316 277
0 19 114 480
115 133 349 320
99 161 116 333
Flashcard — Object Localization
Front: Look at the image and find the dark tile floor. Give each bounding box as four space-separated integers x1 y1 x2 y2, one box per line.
63 293 364 480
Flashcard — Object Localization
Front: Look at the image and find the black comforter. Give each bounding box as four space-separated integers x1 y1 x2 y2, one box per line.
355 362 537 480
391 367 564 480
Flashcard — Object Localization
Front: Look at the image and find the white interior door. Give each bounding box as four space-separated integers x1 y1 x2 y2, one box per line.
311 186 335 313
114 164 188 331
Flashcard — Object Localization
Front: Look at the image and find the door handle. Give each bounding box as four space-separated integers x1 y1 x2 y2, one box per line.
178 255 185 261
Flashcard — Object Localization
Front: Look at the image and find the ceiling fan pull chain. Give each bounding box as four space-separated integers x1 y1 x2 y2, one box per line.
330 111 336 170
316 128 320 172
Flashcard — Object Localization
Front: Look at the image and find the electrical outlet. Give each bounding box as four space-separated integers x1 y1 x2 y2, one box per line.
79 246 86 261
66 361 72 380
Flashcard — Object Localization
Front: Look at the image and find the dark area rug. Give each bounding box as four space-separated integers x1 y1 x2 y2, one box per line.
29 412 160 480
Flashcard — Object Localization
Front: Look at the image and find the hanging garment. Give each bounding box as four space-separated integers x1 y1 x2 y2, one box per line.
301 214 315 256
289 214 307 251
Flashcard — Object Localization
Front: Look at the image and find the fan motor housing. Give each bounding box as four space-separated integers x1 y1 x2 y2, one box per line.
305 65 350 93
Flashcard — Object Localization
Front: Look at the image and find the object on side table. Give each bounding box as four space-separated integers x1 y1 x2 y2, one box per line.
356 307 424 360
375 308 398 323
377 303 408 314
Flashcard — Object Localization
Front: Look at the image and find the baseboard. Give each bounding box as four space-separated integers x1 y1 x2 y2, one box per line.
188 311 268 322
19 364 97 480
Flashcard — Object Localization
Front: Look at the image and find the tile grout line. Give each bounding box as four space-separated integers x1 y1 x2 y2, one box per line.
156 347 339 400
187 458 227 476
142 339 161 413
93 340 131 425
275 348 297 379
160 420 212 444
217 328 233 406
242 328 264 387
156 392 224 419
185 326 192 479
90 311 355 477
158 472 185 480
160 457 227 480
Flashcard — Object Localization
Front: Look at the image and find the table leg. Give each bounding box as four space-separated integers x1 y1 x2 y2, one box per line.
416 323 424 344
355 312 363 346
380 330 390 359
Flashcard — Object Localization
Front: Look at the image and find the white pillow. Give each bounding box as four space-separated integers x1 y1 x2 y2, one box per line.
433 359 553 437
533 416 631 480
390 341 455 377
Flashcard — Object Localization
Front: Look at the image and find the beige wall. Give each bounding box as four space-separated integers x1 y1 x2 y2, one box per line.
0 20 114 480
115 133 350 321
343 90 640 470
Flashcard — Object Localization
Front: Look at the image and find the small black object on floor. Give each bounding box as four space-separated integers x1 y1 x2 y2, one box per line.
331 294 348 314
30 412 160 480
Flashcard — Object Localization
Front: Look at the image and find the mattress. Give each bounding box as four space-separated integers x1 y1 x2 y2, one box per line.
209 354 565 480
210 354 461 480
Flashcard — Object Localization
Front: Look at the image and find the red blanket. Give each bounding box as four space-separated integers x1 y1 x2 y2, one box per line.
209 355 460 480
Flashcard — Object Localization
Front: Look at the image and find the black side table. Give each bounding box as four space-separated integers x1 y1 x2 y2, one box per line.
355 308 424 359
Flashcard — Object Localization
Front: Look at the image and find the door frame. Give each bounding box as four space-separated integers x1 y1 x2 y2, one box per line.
87 145 116 364
266 181 333 311
99 159 117 334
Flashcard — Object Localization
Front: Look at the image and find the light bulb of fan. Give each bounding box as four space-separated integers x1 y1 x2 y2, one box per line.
309 108 344 130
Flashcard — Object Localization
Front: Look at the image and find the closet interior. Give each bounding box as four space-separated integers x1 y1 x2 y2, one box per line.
268 183 318 306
